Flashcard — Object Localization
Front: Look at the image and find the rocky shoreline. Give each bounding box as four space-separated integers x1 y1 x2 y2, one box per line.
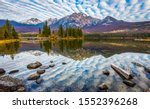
0 51 150 92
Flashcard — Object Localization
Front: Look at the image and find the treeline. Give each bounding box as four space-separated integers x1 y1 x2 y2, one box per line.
58 25 83 38
39 22 83 38
0 20 18 40
39 21 51 37
85 32 150 40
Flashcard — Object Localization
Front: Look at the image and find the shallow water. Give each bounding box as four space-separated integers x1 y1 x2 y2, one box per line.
0 39 150 92
0 51 150 92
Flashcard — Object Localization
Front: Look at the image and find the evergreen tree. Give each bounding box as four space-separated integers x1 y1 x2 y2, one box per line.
5 20 12 36
4 31 9 39
39 28 41 34
12 27 18 38
58 25 64 38
42 21 51 37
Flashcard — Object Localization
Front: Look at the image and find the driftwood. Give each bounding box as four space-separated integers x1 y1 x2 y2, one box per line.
111 64 132 80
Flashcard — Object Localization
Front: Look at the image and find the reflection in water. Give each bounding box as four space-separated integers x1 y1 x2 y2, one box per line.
0 39 150 60
40 40 83 53
39 40 94 60
0 42 20 59
58 40 83 52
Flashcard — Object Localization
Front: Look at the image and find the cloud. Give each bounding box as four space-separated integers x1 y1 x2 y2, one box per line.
0 0 149 22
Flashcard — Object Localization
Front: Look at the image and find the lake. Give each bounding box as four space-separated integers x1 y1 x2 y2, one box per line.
0 39 150 60
0 39 150 92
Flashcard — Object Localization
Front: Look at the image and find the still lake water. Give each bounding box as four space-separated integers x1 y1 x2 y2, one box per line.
0 39 150 92
0 39 150 60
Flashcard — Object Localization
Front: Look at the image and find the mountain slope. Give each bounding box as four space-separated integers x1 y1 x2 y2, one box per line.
50 13 100 29
0 20 41 33
1 14 150 33
83 16 150 33
22 18 42 25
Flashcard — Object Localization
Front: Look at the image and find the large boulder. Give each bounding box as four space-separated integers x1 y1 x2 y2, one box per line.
0 68 6 75
27 73 40 80
27 61 42 69
0 76 25 92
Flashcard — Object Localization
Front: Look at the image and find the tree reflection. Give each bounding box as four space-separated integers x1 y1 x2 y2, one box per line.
0 42 20 59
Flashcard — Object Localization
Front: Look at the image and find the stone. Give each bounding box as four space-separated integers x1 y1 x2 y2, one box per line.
40 66 50 69
27 61 42 69
98 83 108 91
17 87 25 92
145 67 150 73
103 70 110 76
36 78 43 84
50 61 53 63
0 76 25 92
9 70 19 74
0 68 6 75
123 80 136 87
132 62 143 67
62 62 67 65
27 73 40 80
144 88 150 92
49 64 55 68
37 70 45 75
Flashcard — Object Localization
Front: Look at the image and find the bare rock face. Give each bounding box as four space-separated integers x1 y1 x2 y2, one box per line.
0 76 25 92
27 73 40 80
0 68 6 75
27 61 42 69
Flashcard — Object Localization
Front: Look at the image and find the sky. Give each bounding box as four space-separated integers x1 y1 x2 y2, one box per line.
0 0 150 22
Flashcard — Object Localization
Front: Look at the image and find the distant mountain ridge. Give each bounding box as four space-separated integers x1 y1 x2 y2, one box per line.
22 18 42 25
0 13 150 33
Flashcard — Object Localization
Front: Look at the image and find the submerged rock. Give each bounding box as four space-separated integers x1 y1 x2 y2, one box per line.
145 67 150 73
9 70 19 74
27 73 40 80
17 87 25 92
49 64 55 68
132 62 143 67
36 78 43 84
0 76 25 92
98 83 108 91
62 62 67 65
0 68 6 75
40 66 50 69
27 61 42 69
103 70 110 76
50 61 53 63
123 80 136 87
37 70 45 75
